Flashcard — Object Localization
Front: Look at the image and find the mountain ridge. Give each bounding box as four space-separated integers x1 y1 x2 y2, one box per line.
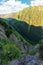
0 6 43 27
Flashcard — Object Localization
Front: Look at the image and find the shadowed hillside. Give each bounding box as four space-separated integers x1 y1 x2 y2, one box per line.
6 18 43 44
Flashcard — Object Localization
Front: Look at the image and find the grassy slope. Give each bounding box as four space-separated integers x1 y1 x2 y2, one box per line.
1 6 43 27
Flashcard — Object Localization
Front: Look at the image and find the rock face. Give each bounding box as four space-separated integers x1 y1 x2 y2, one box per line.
6 55 43 65
9 33 32 53
9 60 19 65
0 25 6 39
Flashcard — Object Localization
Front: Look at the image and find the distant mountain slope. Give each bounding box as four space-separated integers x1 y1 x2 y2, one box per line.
1 6 43 26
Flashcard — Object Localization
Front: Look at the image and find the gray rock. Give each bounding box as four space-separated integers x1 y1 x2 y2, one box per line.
2 55 43 65
9 60 19 65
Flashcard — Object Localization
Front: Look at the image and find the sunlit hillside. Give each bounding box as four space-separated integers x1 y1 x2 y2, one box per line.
1 6 43 26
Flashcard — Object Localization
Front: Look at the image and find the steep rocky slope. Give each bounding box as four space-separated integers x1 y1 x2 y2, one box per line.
0 18 32 64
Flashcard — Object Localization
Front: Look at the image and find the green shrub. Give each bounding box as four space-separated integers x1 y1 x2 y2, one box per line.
29 50 36 55
0 41 21 63
39 39 43 60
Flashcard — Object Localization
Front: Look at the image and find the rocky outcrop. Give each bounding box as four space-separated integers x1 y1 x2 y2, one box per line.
0 25 6 39
5 55 43 65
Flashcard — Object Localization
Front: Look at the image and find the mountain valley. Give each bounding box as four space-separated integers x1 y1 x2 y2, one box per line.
0 6 43 65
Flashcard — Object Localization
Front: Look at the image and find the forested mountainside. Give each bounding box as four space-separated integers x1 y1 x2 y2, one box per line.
6 18 43 44
1 6 43 26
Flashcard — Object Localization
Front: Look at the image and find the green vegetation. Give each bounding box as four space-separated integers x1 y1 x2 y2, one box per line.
39 39 43 60
29 50 36 56
0 18 22 63
0 6 43 44
0 18 32 64
0 6 43 63
7 18 42 44
0 40 21 63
